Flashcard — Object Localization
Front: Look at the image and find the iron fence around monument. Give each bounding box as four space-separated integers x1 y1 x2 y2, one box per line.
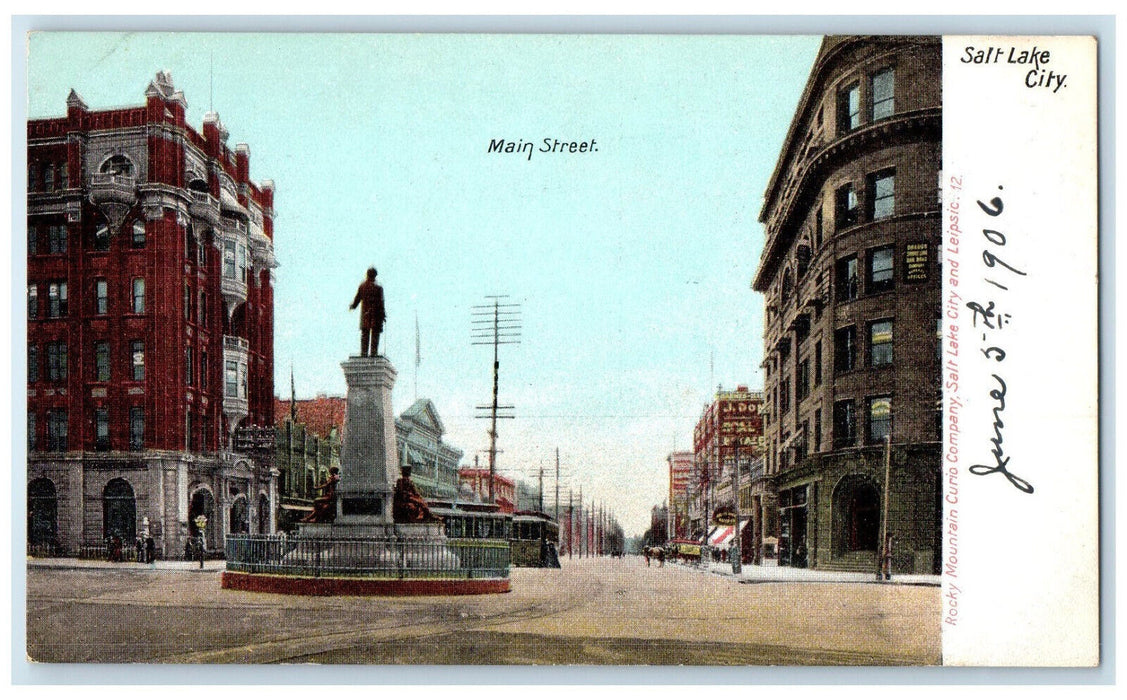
224 534 510 580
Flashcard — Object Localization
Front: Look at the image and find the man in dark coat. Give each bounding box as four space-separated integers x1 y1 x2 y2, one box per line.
350 267 386 357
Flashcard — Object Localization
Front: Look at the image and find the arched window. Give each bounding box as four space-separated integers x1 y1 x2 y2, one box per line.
28 478 58 546
100 154 135 177
102 478 136 541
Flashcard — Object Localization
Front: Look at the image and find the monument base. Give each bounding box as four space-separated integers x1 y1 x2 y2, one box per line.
221 571 511 596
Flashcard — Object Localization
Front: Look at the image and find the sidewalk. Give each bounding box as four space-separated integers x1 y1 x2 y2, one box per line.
669 559 940 586
27 556 227 572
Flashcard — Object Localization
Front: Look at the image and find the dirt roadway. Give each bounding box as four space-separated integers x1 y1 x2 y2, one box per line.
26 556 940 665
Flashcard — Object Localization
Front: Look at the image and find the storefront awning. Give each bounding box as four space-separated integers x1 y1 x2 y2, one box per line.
708 526 735 547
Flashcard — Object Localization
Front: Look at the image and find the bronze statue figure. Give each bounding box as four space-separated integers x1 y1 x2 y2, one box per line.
392 464 441 524
350 267 386 357
300 466 340 523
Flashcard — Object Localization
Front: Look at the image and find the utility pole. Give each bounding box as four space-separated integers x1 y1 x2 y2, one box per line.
568 489 573 559
554 448 560 526
577 486 583 558
538 462 544 513
472 296 520 504
877 434 893 582
731 439 742 575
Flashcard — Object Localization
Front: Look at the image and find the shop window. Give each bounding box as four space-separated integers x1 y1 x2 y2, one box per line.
835 325 857 374
869 320 893 367
871 68 895 121
867 246 895 294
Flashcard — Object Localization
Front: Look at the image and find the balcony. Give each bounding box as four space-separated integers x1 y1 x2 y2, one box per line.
188 190 220 226
89 173 137 232
221 275 248 312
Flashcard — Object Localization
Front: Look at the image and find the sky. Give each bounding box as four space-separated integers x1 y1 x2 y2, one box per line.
26 32 821 536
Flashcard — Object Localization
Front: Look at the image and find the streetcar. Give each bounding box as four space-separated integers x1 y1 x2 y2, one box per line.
510 510 561 568
427 498 512 541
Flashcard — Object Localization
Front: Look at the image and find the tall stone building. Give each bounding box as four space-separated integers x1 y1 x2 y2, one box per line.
753 37 942 573
26 72 278 557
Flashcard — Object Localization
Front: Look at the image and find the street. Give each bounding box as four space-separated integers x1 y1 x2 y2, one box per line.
26 556 940 665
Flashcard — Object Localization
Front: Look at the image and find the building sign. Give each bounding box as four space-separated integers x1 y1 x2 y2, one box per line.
713 506 737 526
904 241 930 281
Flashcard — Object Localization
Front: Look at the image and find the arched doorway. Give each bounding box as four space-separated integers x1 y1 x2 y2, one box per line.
229 496 249 534
103 478 136 541
188 488 216 549
257 494 270 534
832 475 880 554
28 478 58 548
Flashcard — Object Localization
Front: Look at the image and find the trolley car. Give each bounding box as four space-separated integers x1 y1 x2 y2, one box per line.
427 499 512 541
510 510 561 568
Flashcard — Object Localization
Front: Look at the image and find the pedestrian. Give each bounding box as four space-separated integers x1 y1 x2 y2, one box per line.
656 547 665 567
136 537 145 563
111 536 123 563
643 547 651 567
146 536 156 566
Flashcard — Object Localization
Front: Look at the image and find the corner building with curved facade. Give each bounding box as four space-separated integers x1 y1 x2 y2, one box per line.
753 37 941 574
26 72 278 559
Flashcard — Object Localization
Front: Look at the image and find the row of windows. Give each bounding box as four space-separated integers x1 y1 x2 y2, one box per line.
834 319 893 374
835 245 894 302
832 396 891 448
29 278 145 319
29 405 215 453
28 160 69 192
28 220 147 256
29 340 146 384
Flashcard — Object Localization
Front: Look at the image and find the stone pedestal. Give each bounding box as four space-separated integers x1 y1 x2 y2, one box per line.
334 356 400 525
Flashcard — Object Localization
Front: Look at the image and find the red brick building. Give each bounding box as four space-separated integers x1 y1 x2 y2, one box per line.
459 468 516 514
26 72 278 557
666 451 693 540
754 37 942 573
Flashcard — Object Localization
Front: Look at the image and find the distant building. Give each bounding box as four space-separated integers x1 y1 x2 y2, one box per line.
666 451 693 540
26 72 277 558
459 467 516 514
753 36 942 573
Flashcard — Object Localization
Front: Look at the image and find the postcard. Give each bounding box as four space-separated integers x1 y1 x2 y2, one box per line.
18 27 1100 674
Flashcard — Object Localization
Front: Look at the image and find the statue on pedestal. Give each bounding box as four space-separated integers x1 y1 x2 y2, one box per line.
349 267 386 357
393 464 441 524
301 466 340 523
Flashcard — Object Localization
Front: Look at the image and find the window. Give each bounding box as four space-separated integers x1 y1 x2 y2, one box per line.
27 284 38 319
200 351 208 389
185 346 194 386
814 341 823 385
130 407 144 451
94 407 110 451
837 82 860 133
780 377 791 414
835 183 858 229
95 279 108 315
43 164 54 191
48 225 67 254
93 225 110 252
198 291 207 326
131 278 145 313
198 239 207 266
238 244 248 284
28 345 39 383
867 246 895 294
868 170 895 221
814 208 823 249
814 408 822 452
94 340 110 382
836 256 858 301
223 240 236 279
130 340 145 381
29 163 38 191
59 161 68 189
184 284 192 321
28 225 38 255
28 412 37 451
871 68 895 121
797 359 810 401
782 269 794 300
937 319 944 361
47 409 68 452
796 244 811 279
835 325 857 373
868 396 892 443
132 220 146 247
833 400 856 448
47 281 67 317
225 360 238 396
46 342 67 382
870 320 893 367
